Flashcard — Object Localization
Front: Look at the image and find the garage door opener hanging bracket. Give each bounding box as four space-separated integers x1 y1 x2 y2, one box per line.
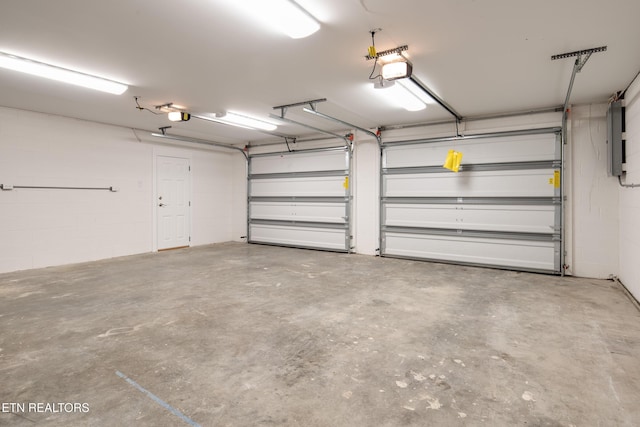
552 45 607 142
552 45 606 276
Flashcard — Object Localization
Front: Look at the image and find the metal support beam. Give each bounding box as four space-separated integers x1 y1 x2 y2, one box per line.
552 45 607 143
560 48 599 121
562 59 580 125
269 114 350 144
409 75 463 122
151 132 248 159
302 107 381 146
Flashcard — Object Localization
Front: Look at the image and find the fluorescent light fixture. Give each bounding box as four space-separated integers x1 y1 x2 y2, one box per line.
0 51 128 95
229 0 320 39
213 112 278 131
168 111 191 122
397 78 436 105
372 80 426 112
381 60 412 80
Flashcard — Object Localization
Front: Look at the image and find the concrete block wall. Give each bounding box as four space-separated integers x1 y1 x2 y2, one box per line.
0 107 236 273
0 103 630 281
620 74 640 299
569 104 620 278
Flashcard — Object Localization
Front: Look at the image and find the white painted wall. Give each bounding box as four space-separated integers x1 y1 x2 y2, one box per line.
231 151 248 242
0 106 236 273
619 74 640 299
0 104 628 280
352 132 380 255
568 104 619 278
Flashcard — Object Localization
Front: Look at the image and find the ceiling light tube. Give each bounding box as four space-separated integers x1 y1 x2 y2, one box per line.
373 80 426 112
229 0 320 39
0 51 128 95
390 84 426 111
213 112 278 131
397 79 436 105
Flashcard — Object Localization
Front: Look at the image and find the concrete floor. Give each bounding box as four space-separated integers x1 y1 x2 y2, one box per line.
1 243 639 426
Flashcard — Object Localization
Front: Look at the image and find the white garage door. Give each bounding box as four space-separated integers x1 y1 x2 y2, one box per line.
248 147 352 252
381 129 563 274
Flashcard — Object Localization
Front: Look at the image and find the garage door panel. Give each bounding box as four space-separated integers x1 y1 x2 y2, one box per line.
251 202 347 224
251 176 347 197
384 133 558 168
248 148 351 252
384 233 557 272
251 150 347 174
384 204 556 233
384 169 558 198
250 224 347 251
380 129 562 274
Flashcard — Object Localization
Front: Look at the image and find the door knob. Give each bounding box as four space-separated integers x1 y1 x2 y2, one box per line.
159 203 166 207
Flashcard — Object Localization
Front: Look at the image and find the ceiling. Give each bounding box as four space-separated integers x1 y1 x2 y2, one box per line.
1 0 639 146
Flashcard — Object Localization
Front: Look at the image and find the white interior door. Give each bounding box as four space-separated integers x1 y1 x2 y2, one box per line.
156 155 190 250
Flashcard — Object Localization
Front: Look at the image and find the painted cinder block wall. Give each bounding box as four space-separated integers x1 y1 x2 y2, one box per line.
0 107 236 273
568 104 620 279
619 74 640 300
0 102 629 281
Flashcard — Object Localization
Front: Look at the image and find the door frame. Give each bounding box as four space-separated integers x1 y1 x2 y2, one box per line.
153 150 192 252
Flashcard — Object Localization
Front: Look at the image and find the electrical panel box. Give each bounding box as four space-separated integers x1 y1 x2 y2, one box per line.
606 100 625 176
